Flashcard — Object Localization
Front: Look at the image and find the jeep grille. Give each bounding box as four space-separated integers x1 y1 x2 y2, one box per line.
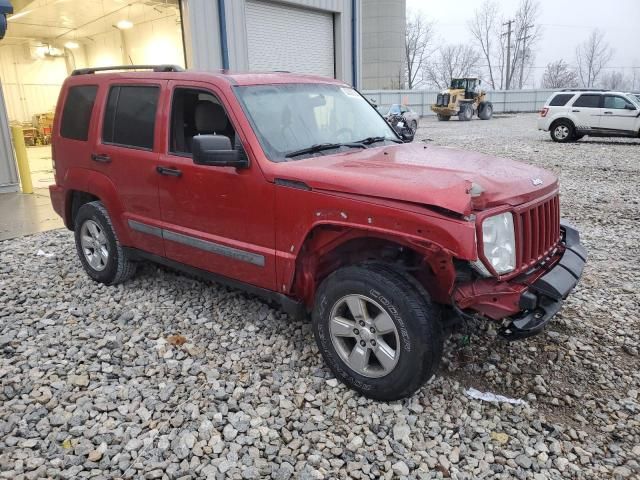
516 194 561 271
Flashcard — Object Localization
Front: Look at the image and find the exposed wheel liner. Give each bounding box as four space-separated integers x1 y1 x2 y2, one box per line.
74 201 137 285
312 263 443 401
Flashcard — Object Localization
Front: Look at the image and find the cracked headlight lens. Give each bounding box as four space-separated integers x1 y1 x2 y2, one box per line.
482 212 516 274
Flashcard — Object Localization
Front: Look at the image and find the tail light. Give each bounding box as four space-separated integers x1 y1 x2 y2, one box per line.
540 107 548 117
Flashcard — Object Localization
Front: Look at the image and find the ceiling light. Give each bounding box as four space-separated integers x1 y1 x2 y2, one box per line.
64 41 79 49
116 20 133 30
7 10 32 22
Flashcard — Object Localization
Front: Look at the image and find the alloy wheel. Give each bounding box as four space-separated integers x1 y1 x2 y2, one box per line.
80 219 109 271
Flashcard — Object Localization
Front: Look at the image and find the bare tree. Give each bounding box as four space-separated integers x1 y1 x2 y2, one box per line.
576 29 614 88
424 44 481 90
405 11 435 89
541 60 579 89
468 0 501 89
600 70 628 90
469 0 541 90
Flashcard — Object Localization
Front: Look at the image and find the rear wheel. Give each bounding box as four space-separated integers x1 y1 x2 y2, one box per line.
312 264 443 401
437 114 451 121
74 201 137 285
458 103 472 121
478 102 493 120
550 120 575 143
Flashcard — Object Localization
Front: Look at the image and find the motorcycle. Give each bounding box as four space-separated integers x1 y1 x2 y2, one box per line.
385 112 415 143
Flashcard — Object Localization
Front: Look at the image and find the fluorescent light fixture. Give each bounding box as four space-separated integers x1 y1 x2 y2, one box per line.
8 10 32 21
116 19 133 30
64 41 79 49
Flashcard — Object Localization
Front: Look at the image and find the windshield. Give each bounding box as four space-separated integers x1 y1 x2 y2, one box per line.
388 104 401 115
235 83 398 161
450 79 466 89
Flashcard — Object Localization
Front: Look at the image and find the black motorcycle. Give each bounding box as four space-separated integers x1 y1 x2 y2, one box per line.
385 113 415 143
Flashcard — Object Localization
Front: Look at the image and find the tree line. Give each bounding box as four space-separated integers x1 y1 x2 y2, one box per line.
404 0 637 91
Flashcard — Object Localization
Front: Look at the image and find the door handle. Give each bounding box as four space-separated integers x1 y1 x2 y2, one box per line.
571 109 580 112
91 153 111 163
156 166 182 177
603 111 613 114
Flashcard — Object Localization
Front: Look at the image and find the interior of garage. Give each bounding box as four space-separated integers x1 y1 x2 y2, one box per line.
0 0 185 191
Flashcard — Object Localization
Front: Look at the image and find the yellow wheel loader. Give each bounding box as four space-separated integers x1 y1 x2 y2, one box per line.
431 78 493 121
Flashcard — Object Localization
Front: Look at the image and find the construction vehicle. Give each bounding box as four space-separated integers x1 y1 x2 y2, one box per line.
431 78 493 121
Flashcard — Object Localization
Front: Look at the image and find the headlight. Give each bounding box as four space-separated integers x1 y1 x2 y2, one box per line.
481 212 516 274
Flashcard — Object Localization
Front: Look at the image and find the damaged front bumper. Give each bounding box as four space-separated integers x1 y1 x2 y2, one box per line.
454 221 587 340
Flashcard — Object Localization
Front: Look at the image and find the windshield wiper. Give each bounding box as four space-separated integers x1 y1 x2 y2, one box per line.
354 136 403 145
284 142 364 159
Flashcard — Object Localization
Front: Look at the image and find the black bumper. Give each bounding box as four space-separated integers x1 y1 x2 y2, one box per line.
500 221 587 340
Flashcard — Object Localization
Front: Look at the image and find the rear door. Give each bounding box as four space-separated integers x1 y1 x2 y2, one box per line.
92 79 166 256
570 93 603 130
600 94 639 133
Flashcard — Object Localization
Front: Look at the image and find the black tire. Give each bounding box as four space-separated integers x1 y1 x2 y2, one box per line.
550 120 576 143
458 103 472 121
74 201 137 285
478 102 493 120
312 264 443 401
410 120 418 132
437 114 451 121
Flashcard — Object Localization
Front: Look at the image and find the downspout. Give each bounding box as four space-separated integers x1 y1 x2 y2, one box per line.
351 0 357 87
217 0 229 70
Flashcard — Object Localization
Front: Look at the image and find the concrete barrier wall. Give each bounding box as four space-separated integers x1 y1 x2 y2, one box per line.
362 88 556 116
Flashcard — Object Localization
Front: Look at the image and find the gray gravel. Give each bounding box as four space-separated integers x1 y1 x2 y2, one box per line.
1 113 639 479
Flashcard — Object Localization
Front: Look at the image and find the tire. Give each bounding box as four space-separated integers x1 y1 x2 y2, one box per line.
437 114 451 121
458 103 472 121
550 120 576 143
312 264 443 401
74 201 137 285
410 120 418 132
478 102 493 120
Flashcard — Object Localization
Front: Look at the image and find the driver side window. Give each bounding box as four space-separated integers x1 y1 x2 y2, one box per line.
170 88 236 155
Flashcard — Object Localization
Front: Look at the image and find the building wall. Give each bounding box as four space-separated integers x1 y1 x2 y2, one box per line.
361 0 406 90
181 0 361 87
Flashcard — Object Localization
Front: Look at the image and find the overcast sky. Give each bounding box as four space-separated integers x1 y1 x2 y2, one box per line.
406 0 640 87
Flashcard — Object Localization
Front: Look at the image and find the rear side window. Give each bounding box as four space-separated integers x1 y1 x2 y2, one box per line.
102 85 160 150
60 85 98 141
573 94 601 108
548 93 574 106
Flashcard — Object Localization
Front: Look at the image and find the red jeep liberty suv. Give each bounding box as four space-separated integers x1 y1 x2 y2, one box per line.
50 65 586 400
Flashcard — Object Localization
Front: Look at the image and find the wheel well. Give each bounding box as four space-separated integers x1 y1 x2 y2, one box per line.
68 191 99 228
292 229 453 307
550 118 574 130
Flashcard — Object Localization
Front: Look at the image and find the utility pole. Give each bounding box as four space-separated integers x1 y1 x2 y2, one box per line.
518 24 533 89
502 20 514 90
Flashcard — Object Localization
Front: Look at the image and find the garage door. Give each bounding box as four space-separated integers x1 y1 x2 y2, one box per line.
245 1 335 77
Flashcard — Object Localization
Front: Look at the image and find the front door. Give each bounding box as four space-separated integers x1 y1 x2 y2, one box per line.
600 94 639 134
156 81 277 291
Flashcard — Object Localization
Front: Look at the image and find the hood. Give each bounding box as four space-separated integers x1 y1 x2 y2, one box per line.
276 143 558 216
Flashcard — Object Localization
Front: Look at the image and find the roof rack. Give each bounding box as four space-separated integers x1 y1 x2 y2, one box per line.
560 88 610 92
71 65 185 76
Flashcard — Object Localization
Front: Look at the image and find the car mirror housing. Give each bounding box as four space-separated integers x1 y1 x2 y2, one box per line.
0 0 13 40
192 135 249 169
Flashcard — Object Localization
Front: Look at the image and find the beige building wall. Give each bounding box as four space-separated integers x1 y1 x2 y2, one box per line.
361 0 406 90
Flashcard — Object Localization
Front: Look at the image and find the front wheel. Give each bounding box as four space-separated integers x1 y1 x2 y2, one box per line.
478 102 493 120
458 104 472 121
312 264 443 401
437 114 451 121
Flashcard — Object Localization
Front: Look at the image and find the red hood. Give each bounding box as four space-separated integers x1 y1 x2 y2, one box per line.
275 143 558 215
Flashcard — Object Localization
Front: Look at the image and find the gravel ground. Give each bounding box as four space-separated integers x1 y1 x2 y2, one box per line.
1 113 639 479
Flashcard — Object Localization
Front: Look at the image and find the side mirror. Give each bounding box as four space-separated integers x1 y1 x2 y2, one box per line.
0 0 13 41
624 103 636 110
192 135 249 169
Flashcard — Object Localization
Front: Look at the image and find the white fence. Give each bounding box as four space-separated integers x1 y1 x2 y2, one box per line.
362 88 556 116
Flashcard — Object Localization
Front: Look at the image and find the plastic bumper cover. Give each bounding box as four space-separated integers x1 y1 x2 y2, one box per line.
500 220 587 340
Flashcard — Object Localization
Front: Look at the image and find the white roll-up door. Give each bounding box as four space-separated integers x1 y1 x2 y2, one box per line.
245 0 335 77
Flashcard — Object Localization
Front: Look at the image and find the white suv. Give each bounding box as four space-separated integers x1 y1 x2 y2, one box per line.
538 90 640 142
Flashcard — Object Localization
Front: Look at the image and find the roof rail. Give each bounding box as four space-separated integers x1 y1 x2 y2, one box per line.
560 88 610 92
71 65 185 76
